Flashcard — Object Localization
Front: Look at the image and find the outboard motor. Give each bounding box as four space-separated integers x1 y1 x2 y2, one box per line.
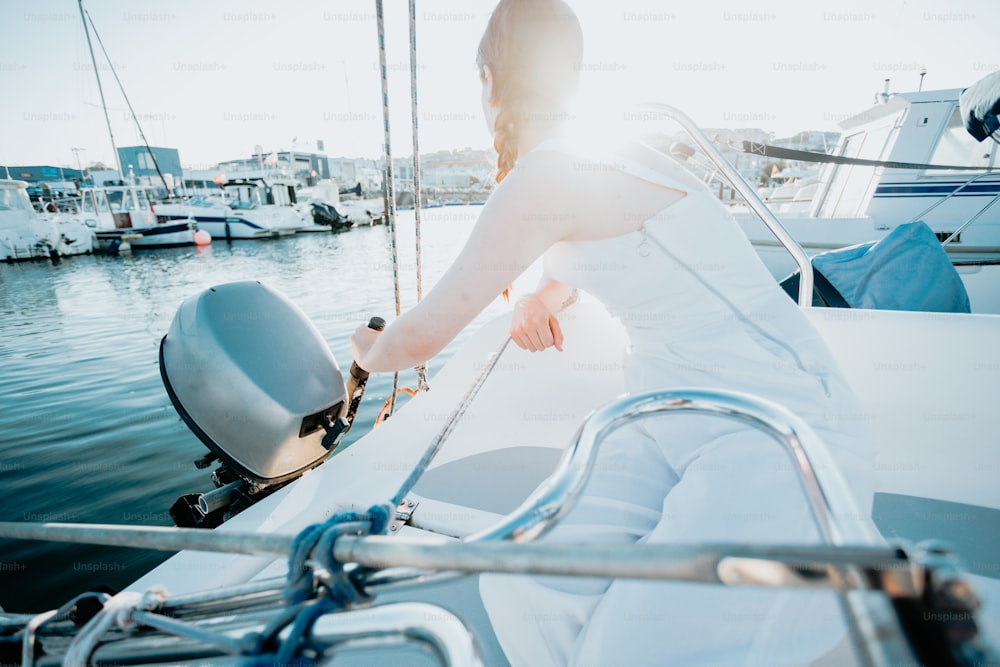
160 281 363 528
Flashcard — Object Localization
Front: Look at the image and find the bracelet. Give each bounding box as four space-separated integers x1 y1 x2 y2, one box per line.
515 288 579 312
560 288 579 310
514 294 535 309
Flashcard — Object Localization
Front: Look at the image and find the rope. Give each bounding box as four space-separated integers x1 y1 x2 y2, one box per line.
375 0 403 420
270 503 393 661
84 8 171 193
408 0 424 306
376 387 419 425
368 1 433 429
409 0 430 396
390 336 513 506
76 1 121 180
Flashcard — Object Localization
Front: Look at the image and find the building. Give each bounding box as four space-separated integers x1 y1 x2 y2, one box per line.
219 151 331 185
1 165 85 199
420 148 494 190
117 146 183 193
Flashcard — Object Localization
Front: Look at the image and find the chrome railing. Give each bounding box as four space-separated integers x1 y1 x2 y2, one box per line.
4 389 995 666
469 388 878 545
368 388 907 666
638 103 816 306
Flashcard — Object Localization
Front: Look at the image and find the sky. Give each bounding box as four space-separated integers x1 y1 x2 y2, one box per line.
0 0 995 171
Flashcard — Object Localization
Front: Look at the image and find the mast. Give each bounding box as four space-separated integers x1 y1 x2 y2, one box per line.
83 8 172 195
77 0 122 181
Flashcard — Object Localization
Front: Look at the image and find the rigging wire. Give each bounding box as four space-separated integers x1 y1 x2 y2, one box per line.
76 0 121 180
372 0 432 425
82 6 171 194
374 0 403 419
409 0 429 393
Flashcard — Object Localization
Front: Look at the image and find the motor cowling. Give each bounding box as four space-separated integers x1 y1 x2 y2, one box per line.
160 281 348 526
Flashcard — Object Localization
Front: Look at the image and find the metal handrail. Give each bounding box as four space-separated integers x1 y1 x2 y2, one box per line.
638 103 816 307
468 388 879 546
5 389 987 666
461 388 893 667
57 602 482 667
366 388 900 665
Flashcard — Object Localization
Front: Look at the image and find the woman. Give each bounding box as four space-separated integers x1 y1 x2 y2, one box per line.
352 1 876 664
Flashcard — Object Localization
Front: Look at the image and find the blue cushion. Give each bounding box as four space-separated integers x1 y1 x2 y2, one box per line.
811 221 971 313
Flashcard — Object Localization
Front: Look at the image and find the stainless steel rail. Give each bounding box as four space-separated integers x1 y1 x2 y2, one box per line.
638 103 816 306
363 388 910 665
58 602 482 667
3 389 984 666
468 388 879 546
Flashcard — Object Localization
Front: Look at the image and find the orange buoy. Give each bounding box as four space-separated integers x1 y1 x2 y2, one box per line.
193 229 212 245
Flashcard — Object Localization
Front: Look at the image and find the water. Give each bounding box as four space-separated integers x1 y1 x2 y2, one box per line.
0 205 513 613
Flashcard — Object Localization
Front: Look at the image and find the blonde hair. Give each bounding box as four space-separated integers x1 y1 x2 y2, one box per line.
478 0 583 184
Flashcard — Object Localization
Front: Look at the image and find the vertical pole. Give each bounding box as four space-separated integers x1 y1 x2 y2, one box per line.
77 0 122 181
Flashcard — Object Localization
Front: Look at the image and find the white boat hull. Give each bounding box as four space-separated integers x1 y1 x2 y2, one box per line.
94 220 198 249
185 216 286 239
129 300 1000 659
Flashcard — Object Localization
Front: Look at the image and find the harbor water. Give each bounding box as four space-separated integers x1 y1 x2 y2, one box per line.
0 205 516 612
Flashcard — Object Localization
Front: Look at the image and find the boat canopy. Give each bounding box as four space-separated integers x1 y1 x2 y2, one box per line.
961 70 1000 142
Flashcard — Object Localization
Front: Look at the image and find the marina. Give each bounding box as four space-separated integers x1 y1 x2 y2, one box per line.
0 205 491 612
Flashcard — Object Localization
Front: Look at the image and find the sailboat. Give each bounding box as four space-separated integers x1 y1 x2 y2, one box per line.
65 0 205 252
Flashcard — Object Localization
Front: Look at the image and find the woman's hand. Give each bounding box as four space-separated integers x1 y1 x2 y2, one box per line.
350 322 382 372
511 293 564 352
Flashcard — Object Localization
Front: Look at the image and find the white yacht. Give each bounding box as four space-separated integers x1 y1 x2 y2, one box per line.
156 178 303 240
727 85 1000 313
0 180 95 260
59 184 202 252
3 105 997 667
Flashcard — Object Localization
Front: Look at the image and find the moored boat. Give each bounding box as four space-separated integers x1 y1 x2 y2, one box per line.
2 104 998 667
724 80 1000 314
0 180 95 261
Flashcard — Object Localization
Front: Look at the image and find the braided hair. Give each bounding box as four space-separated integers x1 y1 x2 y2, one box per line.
477 0 582 299
477 0 583 184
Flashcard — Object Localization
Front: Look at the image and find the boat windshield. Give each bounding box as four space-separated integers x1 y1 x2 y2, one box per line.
223 184 261 210
185 196 217 208
930 107 997 171
0 186 33 212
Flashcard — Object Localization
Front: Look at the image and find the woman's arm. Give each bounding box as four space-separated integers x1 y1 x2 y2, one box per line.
351 153 578 373
509 278 578 352
529 277 578 314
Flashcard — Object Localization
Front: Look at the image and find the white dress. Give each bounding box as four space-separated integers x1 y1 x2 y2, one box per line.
479 139 877 666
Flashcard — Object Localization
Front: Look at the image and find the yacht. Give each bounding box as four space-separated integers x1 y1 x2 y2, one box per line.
156 177 303 240
725 85 1000 313
3 104 998 667
0 180 94 260
58 184 203 251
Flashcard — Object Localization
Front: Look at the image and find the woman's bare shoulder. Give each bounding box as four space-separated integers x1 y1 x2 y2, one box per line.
498 139 687 242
